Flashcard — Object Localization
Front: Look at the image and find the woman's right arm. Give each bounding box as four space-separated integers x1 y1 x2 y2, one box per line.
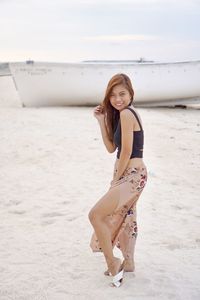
98 119 116 153
94 105 116 153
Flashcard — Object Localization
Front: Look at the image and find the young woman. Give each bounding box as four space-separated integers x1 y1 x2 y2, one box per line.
88 73 147 287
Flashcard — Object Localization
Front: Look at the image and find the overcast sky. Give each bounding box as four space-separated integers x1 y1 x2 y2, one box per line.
0 0 200 62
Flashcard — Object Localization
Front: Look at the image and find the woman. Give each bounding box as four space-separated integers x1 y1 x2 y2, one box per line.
88 73 147 287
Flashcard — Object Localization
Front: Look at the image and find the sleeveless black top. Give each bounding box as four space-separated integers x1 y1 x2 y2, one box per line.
113 107 144 159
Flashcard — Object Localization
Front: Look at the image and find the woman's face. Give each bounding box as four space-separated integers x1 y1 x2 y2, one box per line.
109 84 132 111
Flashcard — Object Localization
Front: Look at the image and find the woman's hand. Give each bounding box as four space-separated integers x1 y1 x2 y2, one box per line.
93 105 104 122
110 172 124 186
110 178 117 186
110 176 121 186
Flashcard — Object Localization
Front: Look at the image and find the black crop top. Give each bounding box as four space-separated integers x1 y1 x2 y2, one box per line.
113 107 144 159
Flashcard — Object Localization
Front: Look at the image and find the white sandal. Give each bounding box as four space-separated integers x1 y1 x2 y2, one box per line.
110 269 124 288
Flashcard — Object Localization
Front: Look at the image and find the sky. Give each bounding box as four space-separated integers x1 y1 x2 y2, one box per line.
0 0 200 63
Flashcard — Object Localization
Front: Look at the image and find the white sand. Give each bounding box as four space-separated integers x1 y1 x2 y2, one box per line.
0 106 200 300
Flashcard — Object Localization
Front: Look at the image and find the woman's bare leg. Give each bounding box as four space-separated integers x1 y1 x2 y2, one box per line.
104 204 137 275
88 185 126 275
118 203 137 271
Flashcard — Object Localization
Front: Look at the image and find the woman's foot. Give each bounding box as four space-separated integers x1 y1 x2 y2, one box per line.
104 258 134 275
107 257 124 287
123 258 135 272
107 257 122 276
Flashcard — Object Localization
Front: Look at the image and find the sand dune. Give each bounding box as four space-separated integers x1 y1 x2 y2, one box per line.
0 106 200 300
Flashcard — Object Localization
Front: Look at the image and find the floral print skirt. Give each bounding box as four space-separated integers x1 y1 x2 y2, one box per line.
90 162 147 261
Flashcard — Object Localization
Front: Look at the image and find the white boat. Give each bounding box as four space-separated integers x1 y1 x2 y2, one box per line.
5 60 200 107
0 63 21 107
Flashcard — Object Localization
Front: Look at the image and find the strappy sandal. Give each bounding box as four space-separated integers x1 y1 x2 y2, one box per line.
110 268 124 288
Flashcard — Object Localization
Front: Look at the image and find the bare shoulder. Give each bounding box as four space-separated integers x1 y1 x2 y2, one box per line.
120 108 134 119
120 107 143 129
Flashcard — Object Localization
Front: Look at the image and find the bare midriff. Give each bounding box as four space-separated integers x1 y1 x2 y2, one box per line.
114 157 145 171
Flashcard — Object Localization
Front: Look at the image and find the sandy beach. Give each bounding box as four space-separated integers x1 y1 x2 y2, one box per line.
0 106 200 300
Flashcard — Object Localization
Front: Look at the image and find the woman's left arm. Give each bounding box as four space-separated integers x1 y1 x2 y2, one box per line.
113 109 134 182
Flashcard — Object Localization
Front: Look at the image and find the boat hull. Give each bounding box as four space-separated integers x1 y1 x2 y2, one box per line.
9 61 200 107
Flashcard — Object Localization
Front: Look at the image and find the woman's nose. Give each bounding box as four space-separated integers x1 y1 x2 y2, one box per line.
115 96 121 101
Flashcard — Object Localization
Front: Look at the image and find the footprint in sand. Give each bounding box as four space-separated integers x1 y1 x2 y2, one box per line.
171 204 189 210
41 212 65 218
166 244 182 250
195 239 200 246
41 219 56 226
66 215 80 222
40 212 66 226
8 210 26 215
5 200 22 207
58 200 70 205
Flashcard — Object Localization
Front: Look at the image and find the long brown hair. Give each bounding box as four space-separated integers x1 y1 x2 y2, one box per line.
101 73 134 142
